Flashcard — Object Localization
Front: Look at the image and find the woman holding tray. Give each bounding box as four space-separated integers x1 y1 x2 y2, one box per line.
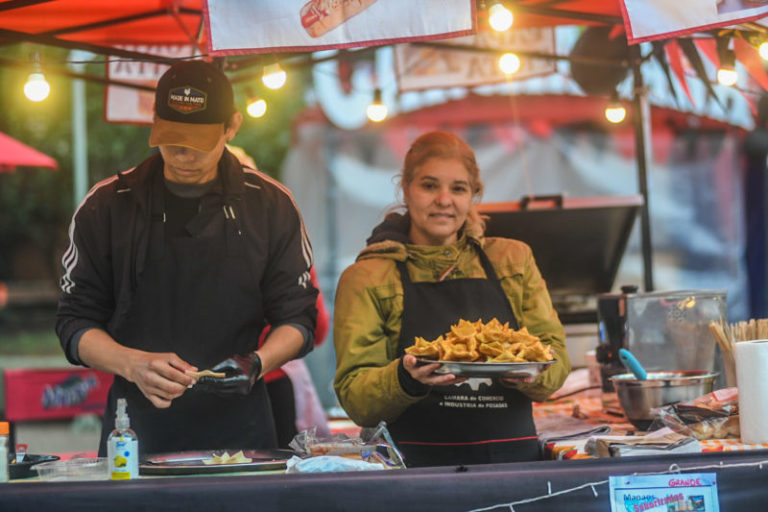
333 130 570 467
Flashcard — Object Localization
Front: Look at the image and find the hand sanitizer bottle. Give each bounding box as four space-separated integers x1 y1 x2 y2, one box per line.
0 421 9 482
107 398 139 480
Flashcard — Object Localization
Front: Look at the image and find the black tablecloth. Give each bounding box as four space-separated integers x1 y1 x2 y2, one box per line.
3 450 768 511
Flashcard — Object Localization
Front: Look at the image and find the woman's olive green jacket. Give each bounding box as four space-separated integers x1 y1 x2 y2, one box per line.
333 225 570 427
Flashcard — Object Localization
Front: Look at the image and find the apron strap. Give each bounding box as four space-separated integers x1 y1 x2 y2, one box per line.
474 243 519 330
148 166 166 261
396 241 519 330
221 202 246 257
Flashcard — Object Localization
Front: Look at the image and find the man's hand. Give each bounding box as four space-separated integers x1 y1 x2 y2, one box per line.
125 351 197 408
193 353 262 396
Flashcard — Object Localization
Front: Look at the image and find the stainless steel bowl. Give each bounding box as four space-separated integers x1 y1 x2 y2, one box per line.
609 370 719 430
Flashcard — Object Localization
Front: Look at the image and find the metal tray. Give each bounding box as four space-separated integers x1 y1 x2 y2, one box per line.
418 359 556 378
140 448 294 475
9 454 60 480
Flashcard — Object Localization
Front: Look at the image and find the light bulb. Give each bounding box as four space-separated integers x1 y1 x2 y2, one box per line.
262 63 287 90
760 42 768 61
498 53 521 74
488 3 513 32
247 98 267 118
366 88 387 122
605 105 626 124
24 72 50 102
717 67 738 87
366 103 387 122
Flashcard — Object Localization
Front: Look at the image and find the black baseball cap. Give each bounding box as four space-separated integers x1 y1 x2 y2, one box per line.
149 60 236 152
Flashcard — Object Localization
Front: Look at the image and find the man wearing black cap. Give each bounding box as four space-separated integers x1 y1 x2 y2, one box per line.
56 60 319 456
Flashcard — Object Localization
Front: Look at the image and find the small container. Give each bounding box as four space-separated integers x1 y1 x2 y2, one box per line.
34 457 109 481
15 443 27 464
610 370 719 430
0 421 9 482
107 398 139 480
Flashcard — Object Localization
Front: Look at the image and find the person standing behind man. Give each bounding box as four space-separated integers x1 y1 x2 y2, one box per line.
56 60 318 456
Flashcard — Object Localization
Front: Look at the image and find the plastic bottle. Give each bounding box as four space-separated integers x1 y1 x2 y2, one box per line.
107 398 139 480
0 421 9 482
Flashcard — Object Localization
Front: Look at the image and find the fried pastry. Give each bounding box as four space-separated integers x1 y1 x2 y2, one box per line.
405 317 553 363
404 336 440 359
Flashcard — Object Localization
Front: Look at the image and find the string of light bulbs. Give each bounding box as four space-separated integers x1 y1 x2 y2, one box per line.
483 2 627 124
20 5 768 127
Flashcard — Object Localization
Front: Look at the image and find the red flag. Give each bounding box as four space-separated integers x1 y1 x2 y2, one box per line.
694 38 719 68
665 40 695 107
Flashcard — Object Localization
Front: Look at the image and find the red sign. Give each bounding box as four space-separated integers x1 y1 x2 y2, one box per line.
3 367 113 421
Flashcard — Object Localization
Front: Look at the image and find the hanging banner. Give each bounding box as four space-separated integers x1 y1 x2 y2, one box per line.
394 27 555 92
620 0 768 44
105 46 197 124
204 0 475 55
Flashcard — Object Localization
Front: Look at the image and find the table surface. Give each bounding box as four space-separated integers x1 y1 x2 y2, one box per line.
4 393 768 512
4 449 768 512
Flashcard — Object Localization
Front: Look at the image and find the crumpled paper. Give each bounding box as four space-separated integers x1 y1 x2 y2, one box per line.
586 428 701 457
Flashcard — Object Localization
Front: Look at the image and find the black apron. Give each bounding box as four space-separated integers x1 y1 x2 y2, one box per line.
388 247 540 467
98 167 276 456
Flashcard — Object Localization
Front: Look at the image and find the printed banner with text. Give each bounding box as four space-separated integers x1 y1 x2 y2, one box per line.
204 0 474 55
105 46 197 124
394 28 555 92
621 0 768 44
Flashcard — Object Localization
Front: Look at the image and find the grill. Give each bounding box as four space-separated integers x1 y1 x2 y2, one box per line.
477 194 643 367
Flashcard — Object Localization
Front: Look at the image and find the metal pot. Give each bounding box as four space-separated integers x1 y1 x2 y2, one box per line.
609 371 719 430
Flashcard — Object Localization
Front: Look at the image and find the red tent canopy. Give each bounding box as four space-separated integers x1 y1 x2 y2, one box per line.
0 131 58 172
0 0 206 48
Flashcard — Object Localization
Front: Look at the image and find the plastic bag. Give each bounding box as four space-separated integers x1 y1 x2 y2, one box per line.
288 421 406 469
285 455 385 473
653 388 740 440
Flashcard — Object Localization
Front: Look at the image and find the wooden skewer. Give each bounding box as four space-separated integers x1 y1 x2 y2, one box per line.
709 322 732 356
759 319 768 340
710 321 737 388
725 317 768 342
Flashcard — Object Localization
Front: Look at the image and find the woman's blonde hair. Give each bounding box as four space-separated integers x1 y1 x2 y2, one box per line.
397 130 486 235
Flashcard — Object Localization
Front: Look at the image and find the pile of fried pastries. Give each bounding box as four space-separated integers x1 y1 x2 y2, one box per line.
405 318 554 363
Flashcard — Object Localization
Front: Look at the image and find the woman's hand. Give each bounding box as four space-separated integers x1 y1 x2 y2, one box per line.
499 348 556 387
402 354 466 386
499 375 536 387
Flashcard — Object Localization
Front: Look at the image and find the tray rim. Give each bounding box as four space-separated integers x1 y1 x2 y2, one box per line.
9 453 61 480
139 448 294 475
416 358 556 377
